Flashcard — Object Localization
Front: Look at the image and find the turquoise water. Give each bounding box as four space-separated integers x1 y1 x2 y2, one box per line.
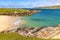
22 9 60 27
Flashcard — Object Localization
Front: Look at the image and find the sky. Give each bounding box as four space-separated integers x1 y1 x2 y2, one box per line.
0 0 60 8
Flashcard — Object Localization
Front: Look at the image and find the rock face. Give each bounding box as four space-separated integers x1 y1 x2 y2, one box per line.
20 26 60 39
1 24 60 39
36 27 60 39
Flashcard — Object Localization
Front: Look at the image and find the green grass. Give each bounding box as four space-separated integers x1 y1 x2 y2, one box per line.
0 8 27 14
0 8 38 16
37 5 60 9
0 33 59 40
43 5 60 9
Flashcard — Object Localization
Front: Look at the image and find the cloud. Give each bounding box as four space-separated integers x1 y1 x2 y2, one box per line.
0 0 60 8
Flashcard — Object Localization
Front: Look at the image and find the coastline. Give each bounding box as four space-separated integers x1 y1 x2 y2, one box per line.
0 8 39 16
0 9 60 39
1 24 60 39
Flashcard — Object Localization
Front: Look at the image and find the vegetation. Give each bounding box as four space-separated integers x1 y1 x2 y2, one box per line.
37 5 60 9
42 5 60 9
0 8 38 16
0 33 59 40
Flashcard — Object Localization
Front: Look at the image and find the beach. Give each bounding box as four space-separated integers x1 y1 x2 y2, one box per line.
0 9 60 39
0 15 24 32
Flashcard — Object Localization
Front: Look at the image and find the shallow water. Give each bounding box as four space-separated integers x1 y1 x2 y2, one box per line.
22 9 60 27
0 9 60 30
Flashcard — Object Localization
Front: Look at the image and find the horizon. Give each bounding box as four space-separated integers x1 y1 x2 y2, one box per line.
0 0 60 8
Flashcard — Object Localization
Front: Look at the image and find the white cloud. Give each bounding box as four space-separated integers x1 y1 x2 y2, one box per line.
0 0 60 8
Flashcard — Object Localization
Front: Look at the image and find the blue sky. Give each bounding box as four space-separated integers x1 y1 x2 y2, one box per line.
0 0 60 8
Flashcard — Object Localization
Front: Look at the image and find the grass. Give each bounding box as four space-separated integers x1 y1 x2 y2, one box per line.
37 5 60 9
43 5 60 9
0 8 27 14
0 33 59 40
0 8 38 16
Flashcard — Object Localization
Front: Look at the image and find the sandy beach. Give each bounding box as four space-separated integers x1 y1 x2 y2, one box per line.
0 15 23 32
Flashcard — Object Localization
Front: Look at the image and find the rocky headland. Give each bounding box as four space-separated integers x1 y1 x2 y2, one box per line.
0 8 39 16
1 24 60 39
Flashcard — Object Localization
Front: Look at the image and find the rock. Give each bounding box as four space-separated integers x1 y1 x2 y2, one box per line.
58 24 60 26
1 24 60 39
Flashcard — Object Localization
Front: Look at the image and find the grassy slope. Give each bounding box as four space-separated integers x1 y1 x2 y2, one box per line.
0 8 38 16
0 8 27 14
0 33 42 40
37 5 60 9
0 33 59 40
44 5 60 8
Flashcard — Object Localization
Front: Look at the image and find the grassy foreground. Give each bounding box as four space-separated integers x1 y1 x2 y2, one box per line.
0 33 59 40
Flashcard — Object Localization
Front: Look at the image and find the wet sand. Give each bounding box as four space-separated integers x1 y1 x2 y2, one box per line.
0 15 22 31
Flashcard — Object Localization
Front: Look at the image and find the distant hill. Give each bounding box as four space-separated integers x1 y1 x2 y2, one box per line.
37 5 60 9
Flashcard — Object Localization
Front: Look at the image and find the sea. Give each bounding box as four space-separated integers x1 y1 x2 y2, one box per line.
22 9 60 27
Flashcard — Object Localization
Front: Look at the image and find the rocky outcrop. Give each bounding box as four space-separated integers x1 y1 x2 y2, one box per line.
1 24 60 39
0 10 39 16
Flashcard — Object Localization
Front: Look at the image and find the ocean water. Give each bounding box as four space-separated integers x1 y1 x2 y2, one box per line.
22 9 60 27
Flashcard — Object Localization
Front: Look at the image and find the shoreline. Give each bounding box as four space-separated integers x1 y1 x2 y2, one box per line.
0 9 39 16
1 24 60 39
